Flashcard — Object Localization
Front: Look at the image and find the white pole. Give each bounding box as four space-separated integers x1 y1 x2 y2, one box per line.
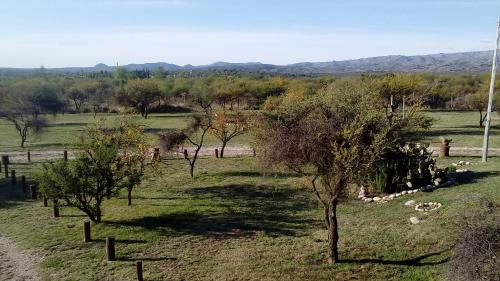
482 19 500 163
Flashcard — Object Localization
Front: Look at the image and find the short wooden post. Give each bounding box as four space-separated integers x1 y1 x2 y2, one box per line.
3 163 8 178
21 176 27 193
27 151 31 162
63 150 68 161
1 155 9 166
215 149 219 158
11 170 16 185
153 148 160 161
52 199 59 218
30 184 37 200
183 149 188 159
136 261 144 281
43 196 48 207
106 237 116 261
83 221 91 242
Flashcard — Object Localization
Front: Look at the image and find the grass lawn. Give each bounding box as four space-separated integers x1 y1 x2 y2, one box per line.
1 110 499 152
0 154 499 280
423 111 500 148
0 113 251 152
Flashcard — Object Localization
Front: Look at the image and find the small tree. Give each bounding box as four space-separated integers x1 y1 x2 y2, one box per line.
36 120 149 222
123 79 162 118
253 80 428 263
209 111 247 158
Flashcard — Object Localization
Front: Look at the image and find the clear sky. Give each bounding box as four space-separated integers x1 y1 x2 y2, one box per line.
0 0 499 67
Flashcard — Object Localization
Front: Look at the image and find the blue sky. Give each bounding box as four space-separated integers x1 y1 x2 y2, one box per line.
0 0 499 67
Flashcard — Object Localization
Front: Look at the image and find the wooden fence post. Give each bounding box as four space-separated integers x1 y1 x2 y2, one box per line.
136 261 144 281
21 176 26 193
11 170 16 185
84 221 91 242
43 196 48 207
106 237 116 261
153 148 160 161
183 149 188 159
215 149 219 158
30 184 37 200
52 200 59 218
63 150 68 162
27 151 31 162
3 156 8 178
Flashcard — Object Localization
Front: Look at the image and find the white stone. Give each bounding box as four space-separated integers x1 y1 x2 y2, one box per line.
406 182 413 188
459 161 465 165
395 193 402 197
465 162 471 165
373 197 382 202
409 217 420 224
456 169 468 173
405 200 416 206
413 189 419 193
402 191 408 195
388 194 396 199
363 198 373 203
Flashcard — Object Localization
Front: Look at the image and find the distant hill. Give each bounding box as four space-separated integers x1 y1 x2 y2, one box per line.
0 50 495 76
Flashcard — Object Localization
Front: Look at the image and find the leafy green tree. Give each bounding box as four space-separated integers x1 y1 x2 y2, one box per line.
36 120 150 222
253 79 429 264
123 79 163 118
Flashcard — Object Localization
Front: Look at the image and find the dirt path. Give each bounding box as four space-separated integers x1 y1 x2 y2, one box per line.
0 236 41 281
0 145 499 163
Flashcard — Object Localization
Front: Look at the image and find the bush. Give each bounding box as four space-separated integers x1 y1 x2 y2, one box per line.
448 197 499 281
372 144 447 193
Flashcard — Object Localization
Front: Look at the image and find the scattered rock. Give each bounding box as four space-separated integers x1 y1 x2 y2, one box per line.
409 217 420 224
373 197 381 202
456 169 468 173
402 191 408 195
415 202 441 212
363 198 373 203
389 194 396 199
405 200 416 206
395 193 402 197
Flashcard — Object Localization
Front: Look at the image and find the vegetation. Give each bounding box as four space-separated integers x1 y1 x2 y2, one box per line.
35 119 149 222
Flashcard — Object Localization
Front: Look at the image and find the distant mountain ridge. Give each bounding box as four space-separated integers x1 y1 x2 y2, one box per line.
0 50 495 76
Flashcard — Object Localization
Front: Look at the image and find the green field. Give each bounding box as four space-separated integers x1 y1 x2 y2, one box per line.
0 113 250 152
0 111 499 152
0 110 499 280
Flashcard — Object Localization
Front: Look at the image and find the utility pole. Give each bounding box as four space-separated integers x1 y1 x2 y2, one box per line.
482 19 500 163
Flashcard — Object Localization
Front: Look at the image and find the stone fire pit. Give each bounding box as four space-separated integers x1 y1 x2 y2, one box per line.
415 202 442 212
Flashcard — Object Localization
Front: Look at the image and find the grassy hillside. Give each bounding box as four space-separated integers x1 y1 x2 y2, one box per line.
0 155 499 280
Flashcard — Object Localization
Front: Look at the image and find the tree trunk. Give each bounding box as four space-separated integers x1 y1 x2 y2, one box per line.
220 142 227 158
479 110 486 128
189 163 195 178
327 197 339 264
127 189 132 206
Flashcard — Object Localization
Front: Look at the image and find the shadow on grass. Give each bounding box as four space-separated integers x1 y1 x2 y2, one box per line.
341 250 449 266
92 238 148 245
117 256 177 262
0 179 27 209
425 129 499 138
212 170 300 178
453 171 500 185
107 184 319 238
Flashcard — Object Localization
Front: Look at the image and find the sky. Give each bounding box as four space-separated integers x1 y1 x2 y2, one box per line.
0 0 499 68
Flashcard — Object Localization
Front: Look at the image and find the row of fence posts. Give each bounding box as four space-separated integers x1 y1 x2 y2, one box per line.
1 150 144 281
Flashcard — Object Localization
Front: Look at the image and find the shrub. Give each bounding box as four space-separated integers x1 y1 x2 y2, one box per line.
448 197 499 281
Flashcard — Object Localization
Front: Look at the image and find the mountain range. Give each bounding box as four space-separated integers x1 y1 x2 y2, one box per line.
0 50 495 76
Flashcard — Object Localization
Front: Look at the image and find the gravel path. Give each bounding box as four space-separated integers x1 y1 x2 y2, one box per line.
0 236 41 281
0 145 498 163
